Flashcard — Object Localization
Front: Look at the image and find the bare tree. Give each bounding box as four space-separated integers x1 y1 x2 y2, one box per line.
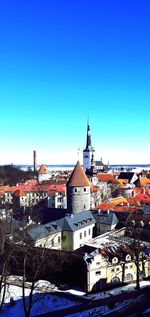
125 212 145 289
21 244 50 317
0 221 17 311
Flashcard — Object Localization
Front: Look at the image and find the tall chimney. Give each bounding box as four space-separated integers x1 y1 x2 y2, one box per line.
33 150 37 173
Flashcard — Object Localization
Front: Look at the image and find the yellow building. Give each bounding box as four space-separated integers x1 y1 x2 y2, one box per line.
76 228 150 292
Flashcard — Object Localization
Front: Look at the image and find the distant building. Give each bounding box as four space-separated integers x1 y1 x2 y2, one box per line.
93 210 118 236
38 164 50 183
95 158 105 172
47 189 66 209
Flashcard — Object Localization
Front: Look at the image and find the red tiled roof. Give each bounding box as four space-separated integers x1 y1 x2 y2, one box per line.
97 173 118 183
25 179 38 185
139 177 150 186
94 202 137 213
13 190 25 197
67 161 90 187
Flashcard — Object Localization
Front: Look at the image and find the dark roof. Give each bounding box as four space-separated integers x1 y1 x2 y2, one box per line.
55 210 95 232
27 222 61 241
75 244 97 255
93 211 118 226
117 172 135 182
95 160 104 166
67 161 90 187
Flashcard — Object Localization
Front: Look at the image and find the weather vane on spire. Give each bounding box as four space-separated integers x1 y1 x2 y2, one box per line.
77 148 80 161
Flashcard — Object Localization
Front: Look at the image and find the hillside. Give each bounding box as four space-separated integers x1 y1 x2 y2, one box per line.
0 165 35 186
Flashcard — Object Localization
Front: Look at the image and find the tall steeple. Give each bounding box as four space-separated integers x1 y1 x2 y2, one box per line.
83 120 92 172
85 121 91 150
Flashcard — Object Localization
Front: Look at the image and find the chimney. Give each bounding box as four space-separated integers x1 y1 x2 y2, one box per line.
33 150 37 173
142 187 145 194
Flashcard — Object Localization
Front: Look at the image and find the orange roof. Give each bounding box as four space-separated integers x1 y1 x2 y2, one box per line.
97 173 118 183
139 177 150 187
117 179 128 185
13 190 25 197
109 197 128 205
67 161 90 187
94 202 137 213
38 164 47 174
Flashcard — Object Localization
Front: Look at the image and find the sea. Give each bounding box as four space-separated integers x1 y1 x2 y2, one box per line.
18 164 150 172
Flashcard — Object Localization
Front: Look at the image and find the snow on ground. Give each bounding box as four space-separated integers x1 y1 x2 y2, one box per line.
83 280 150 300
0 282 80 317
1 278 150 316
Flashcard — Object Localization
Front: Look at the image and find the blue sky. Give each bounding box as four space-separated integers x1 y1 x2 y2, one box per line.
0 0 150 165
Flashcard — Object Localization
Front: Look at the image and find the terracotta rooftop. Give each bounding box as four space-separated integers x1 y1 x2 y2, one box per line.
67 161 90 187
139 177 150 187
97 173 118 183
13 190 25 197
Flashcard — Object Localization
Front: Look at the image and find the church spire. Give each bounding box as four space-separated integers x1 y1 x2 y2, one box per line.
85 120 91 150
83 120 92 172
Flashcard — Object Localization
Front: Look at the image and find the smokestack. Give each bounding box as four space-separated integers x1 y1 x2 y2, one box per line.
33 150 37 172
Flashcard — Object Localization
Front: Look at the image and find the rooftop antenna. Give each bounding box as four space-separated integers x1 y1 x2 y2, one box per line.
77 148 80 161
87 114 89 126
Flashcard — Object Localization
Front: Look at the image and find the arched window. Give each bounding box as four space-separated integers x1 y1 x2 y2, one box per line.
111 277 120 284
125 273 133 281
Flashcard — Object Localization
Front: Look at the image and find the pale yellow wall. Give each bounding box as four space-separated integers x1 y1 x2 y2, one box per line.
86 253 150 292
73 224 95 250
62 231 73 251
34 231 61 250
61 224 95 251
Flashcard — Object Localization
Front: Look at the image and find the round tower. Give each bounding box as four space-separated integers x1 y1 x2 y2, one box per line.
67 161 91 214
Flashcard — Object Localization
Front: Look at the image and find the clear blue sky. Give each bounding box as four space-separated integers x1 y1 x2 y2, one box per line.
0 0 150 165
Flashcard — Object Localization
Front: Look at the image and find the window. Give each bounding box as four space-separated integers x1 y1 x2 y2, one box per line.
58 236 60 243
51 239 54 246
111 277 120 284
88 229 91 235
80 233 82 239
95 271 101 275
84 204 86 208
84 188 86 192
125 273 133 281
84 231 86 237
116 268 120 272
75 188 77 193
125 265 128 269
130 265 133 269
111 269 115 272
63 235 66 241
96 262 100 265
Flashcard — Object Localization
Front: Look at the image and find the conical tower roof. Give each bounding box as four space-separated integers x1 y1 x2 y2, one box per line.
67 161 90 187
38 164 47 175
